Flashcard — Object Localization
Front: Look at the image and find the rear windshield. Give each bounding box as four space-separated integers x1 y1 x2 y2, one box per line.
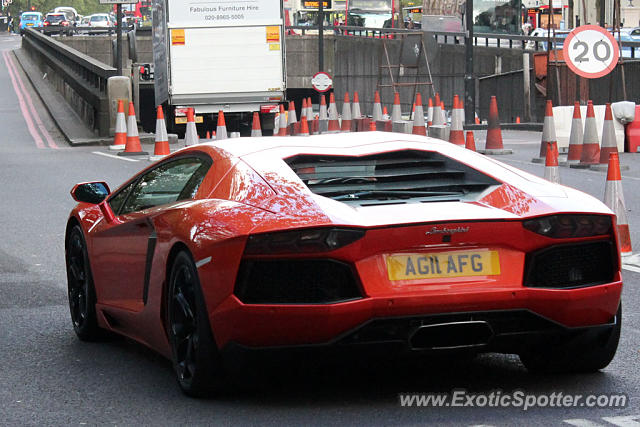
22 14 40 21
47 15 65 23
91 15 107 22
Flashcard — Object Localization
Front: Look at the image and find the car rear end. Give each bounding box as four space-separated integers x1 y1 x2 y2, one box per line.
208 145 622 356
20 13 43 34
43 13 70 35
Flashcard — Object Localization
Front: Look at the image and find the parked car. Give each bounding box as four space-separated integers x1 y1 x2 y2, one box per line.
43 13 73 36
76 15 91 34
19 11 44 35
66 132 622 396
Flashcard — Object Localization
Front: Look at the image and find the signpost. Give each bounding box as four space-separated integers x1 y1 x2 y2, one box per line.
100 0 137 76
311 71 332 92
563 25 620 79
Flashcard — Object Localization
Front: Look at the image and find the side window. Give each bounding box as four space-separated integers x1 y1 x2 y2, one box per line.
119 157 210 215
108 182 135 215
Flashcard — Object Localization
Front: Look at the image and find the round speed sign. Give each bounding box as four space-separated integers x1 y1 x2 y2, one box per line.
563 25 620 79
311 71 333 92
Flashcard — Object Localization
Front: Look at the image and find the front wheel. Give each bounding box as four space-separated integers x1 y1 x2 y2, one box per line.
520 304 621 373
66 225 101 340
167 251 224 397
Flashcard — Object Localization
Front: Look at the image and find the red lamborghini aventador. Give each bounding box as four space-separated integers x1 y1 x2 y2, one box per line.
66 132 622 396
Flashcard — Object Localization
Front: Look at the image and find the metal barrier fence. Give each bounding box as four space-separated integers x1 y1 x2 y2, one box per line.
21 28 116 136
286 26 640 58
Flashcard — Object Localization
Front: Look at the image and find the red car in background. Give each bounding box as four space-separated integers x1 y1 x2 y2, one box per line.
66 133 622 396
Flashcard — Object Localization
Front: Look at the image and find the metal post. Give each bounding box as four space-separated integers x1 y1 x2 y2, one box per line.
464 0 474 124
116 4 122 76
599 0 606 27
318 0 324 72
523 53 531 122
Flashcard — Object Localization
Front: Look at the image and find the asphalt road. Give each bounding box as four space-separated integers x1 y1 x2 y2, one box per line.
0 32 639 426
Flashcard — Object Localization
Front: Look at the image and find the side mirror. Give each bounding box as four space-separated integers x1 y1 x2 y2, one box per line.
70 182 110 204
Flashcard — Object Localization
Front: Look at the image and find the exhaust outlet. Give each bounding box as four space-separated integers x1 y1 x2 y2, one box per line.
409 320 494 350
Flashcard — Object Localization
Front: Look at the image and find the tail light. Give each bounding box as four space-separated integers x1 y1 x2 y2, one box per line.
62 21 69 26
244 228 365 255
523 215 612 239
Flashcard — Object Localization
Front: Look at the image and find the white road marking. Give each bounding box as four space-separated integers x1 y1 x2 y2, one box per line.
603 416 640 427
622 264 640 274
564 420 606 427
92 151 139 162
195 256 212 268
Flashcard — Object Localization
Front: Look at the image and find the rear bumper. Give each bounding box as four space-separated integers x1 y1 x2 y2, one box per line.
210 281 622 350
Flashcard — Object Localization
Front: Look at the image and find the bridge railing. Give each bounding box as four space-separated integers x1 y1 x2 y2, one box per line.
285 26 640 58
21 28 117 136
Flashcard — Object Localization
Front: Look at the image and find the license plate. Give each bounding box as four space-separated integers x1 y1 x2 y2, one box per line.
175 116 203 124
386 250 500 281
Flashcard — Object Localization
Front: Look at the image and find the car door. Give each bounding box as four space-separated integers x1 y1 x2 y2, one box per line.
90 156 211 309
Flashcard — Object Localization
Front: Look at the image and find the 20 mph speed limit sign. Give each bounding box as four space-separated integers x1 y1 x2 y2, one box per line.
563 25 620 79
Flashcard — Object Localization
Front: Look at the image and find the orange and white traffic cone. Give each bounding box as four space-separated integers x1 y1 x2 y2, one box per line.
206 131 211 140
465 131 476 152
412 93 426 136
251 112 262 137
483 96 512 154
352 91 362 119
432 93 444 126
575 100 600 167
288 101 297 135
150 105 170 160
599 103 618 165
326 92 340 133
565 101 584 165
372 90 383 122
301 98 308 121
515 116 521 124
307 97 314 120
319 94 328 120
109 99 127 151
544 141 560 183
278 104 288 136
382 106 390 121
118 102 147 156
449 95 465 146
216 110 228 140
341 91 352 132
391 92 402 122
184 107 199 146
427 97 433 126
298 116 310 136
534 100 556 162
604 152 632 256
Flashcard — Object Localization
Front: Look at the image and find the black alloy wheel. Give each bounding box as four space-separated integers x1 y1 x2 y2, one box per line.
66 225 101 340
167 251 223 397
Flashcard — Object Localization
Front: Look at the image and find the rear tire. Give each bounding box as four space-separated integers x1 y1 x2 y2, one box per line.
520 304 621 373
167 251 224 397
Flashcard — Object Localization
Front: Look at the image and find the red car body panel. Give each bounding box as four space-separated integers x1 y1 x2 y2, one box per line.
68 134 623 359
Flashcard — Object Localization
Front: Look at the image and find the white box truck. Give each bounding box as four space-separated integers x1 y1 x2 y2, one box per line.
151 0 286 134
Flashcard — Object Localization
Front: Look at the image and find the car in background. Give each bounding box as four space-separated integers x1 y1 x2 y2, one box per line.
76 15 91 34
66 132 622 396
86 13 114 34
42 13 73 36
19 11 44 35
618 27 640 58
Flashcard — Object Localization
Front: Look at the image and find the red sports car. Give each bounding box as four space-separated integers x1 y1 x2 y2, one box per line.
66 132 622 396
